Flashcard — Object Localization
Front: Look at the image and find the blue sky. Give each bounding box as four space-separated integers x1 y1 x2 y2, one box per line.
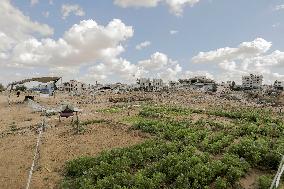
1 0 284 85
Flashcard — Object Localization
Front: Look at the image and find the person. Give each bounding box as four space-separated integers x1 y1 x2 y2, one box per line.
16 91 20 97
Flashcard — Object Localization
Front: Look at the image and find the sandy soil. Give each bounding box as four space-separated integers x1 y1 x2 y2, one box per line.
0 91 283 189
0 93 145 189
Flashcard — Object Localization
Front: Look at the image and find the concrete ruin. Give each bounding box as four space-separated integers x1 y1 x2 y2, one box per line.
136 78 164 92
178 76 217 92
274 80 284 91
58 80 88 94
242 74 263 90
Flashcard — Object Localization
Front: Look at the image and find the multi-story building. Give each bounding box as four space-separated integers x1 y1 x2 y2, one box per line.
274 80 284 90
169 81 180 89
152 79 163 91
242 74 263 89
59 80 87 93
137 78 164 92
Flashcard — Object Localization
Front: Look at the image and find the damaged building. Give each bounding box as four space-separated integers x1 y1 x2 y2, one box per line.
242 74 263 90
274 80 284 91
137 78 164 92
178 76 217 92
58 80 88 93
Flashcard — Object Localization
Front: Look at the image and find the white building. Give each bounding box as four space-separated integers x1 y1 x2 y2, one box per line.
274 80 284 90
169 81 181 90
137 78 164 92
242 74 263 89
152 79 163 91
59 80 87 93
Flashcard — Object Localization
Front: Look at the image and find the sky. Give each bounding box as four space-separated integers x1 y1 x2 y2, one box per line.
1 0 284 85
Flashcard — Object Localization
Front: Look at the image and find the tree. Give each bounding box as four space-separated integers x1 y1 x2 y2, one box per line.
230 81 236 89
0 83 4 92
15 85 27 92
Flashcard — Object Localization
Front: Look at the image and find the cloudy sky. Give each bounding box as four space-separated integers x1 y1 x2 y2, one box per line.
1 0 284 85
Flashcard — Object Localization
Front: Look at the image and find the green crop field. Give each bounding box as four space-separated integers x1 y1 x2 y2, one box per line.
61 105 284 189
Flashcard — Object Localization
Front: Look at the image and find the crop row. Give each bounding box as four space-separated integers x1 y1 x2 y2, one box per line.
62 105 284 188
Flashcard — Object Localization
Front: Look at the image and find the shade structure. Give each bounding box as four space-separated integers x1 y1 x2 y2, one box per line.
7 77 61 89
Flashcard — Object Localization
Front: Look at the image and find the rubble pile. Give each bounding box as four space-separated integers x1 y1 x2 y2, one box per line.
109 95 152 103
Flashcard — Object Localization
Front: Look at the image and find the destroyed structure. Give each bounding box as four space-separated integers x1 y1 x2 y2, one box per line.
137 78 164 92
58 80 88 93
178 76 217 92
242 74 263 90
31 83 56 96
7 77 61 97
10 74 282 97
274 80 284 90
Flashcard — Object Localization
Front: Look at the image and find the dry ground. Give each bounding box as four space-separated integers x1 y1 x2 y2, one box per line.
0 91 283 189
0 93 145 189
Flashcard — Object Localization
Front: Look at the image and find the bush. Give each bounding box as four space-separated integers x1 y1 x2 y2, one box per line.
258 175 272 189
228 137 269 166
62 105 284 188
215 177 228 189
15 85 27 91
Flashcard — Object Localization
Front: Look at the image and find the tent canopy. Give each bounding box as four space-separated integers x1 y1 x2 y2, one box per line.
7 77 61 89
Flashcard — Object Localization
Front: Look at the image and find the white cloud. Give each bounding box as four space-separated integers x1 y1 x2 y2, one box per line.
181 70 214 80
0 16 137 83
114 0 161 7
0 0 189 84
170 30 178 35
272 23 280 28
165 0 200 16
42 11 50 18
61 4 85 19
84 58 139 83
30 0 39 6
137 52 182 81
114 0 200 16
136 41 151 50
7 19 133 67
192 38 272 64
0 0 53 41
191 38 284 83
275 4 284 11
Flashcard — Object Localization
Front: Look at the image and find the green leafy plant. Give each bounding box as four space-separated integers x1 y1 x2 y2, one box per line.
258 175 272 189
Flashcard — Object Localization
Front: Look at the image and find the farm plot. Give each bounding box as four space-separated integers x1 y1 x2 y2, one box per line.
62 105 284 189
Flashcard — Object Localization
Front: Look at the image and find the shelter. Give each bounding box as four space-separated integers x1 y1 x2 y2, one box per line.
6 77 61 103
7 77 61 90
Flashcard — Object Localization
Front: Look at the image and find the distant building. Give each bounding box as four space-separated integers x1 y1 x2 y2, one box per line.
169 81 180 90
242 74 263 89
59 80 87 93
220 81 233 88
137 78 164 92
274 80 284 90
178 76 217 92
